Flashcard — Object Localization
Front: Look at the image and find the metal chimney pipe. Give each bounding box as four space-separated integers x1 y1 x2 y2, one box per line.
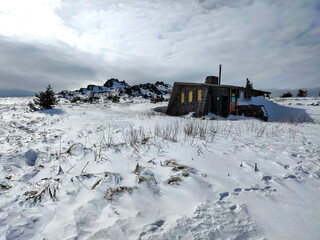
218 64 222 85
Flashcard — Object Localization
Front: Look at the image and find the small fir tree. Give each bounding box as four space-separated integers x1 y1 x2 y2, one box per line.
244 78 253 99
246 78 253 90
29 85 58 110
296 89 307 97
281 91 292 98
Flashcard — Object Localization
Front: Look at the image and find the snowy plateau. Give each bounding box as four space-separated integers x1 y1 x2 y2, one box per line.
0 95 320 240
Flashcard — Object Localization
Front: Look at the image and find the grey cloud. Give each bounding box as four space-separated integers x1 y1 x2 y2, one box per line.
0 36 105 92
0 36 204 94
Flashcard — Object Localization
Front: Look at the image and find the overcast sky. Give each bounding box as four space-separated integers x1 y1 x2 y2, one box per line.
0 0 319 95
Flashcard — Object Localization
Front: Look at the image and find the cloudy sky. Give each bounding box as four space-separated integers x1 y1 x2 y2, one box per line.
0 0 319 95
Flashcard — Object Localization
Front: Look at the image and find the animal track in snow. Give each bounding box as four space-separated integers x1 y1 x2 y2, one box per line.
261 175 272 184
219 192 229 201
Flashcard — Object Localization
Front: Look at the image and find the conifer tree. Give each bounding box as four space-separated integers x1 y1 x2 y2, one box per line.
296 89 307 97
246 78 253 90
29 85 58 110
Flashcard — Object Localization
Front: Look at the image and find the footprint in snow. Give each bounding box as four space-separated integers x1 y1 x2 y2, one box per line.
233 188 242 196
229 205 237 210
139 220 165 238
283 174 297 179
219 192 229 201
244 187 259 192
261 176 272 184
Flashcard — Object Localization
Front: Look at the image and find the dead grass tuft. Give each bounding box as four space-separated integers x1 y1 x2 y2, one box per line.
167 176 182 186
104 186 136 201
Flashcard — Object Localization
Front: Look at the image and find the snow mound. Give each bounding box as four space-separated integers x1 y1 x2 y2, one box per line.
239 96 313 122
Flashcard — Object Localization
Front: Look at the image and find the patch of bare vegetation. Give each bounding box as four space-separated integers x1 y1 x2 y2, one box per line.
74 171 122 190
133 163 160 194
166 176 182 186
162 159 196 186
163 159 195 174
23 178 60 204
65 143 84 155
104 186 136 201
122 126 152 147
0 182 12 190
154 121 179 142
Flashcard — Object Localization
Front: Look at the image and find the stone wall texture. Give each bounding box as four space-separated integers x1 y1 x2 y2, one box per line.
166 85 210 117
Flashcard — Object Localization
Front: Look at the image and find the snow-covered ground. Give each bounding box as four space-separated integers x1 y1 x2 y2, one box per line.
0 96 320 239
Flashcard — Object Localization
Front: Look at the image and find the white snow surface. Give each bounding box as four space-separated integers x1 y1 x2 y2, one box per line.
238 96 314 123
0 97 320 239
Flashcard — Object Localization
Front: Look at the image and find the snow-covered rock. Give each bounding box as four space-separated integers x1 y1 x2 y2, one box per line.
58 79 172 101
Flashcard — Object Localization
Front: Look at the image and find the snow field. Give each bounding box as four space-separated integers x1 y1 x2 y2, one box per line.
0 97 320 239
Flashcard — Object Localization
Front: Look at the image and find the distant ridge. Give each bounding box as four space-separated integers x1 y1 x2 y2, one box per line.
58 78 172 99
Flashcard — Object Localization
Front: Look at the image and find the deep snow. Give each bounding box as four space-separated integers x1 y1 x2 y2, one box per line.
0 96 320 239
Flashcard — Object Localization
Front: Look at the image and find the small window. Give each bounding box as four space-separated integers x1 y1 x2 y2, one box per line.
181 92 185 103
197 89 202 101
189 91 193 102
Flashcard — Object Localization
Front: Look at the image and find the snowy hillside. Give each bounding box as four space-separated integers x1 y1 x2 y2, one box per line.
0 96 320 239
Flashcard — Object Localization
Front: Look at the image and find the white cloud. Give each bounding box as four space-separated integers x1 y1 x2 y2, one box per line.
0 0 319 92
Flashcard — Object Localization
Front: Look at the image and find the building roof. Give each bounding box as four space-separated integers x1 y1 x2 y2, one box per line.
173 82 271 94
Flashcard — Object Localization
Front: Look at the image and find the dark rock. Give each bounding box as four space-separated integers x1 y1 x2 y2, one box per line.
237 105 268 121
103 78 129 88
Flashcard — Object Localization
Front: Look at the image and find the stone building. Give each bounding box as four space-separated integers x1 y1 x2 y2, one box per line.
166 76 271 120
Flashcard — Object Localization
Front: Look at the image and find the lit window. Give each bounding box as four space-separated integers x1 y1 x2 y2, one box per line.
181 92 184 103
189 91 193 102
197 89 202 101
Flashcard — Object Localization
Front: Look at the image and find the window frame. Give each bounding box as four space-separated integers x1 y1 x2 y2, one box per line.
197 89 202 101
189 91 193 102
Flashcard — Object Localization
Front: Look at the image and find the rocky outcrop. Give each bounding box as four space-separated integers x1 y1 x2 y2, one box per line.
58 78 172 100
103 78 129 88
237 105 268 121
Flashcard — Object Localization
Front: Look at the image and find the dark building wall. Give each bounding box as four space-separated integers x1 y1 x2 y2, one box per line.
166 85 210 116
210 87 231 117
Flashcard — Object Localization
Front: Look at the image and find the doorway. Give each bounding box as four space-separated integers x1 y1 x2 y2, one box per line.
221 96 229 117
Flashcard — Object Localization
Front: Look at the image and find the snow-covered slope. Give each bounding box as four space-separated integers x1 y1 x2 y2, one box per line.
0 97 320 239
